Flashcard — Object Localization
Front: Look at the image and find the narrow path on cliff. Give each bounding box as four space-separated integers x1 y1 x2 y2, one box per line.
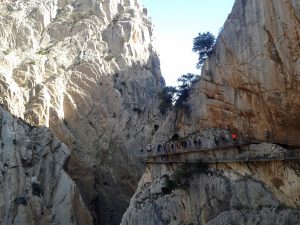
140 142 300 164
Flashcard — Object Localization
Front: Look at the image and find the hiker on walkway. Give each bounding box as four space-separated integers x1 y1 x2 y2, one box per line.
176 141 181 151
194 138 197 147
221 131 227 144
187 139 192 149
166 142 170 152
171 142 175 152
231 133 237 143
197 138 202 147
147 143 152 154
157 143 161 153
264 129 270 142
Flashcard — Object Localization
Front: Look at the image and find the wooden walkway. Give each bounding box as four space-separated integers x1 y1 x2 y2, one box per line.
140 143 300 164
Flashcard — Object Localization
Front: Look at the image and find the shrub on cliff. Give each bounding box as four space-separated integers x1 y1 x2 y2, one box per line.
14 197 27 206
192 32 215 68
175 73 199 110
158 74 199 115
32 183 42 196
158 86 177 115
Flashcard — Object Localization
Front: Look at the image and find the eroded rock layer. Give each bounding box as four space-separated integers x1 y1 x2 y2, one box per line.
0 105 93 225
154 0 300 145
0 0 164 224
122 0 300 224
121 145 300 225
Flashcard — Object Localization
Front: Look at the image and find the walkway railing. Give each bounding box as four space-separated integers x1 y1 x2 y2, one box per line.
140 142 300 164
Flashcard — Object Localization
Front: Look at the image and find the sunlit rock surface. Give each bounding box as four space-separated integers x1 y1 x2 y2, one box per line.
122 0 300 224
153 0 300 146
0 0 164 224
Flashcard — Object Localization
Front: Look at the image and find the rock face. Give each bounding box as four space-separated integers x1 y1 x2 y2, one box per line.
0 0 164 224
0 106 93 225
154 0 300 145
121 0 300 224
121 145 300 225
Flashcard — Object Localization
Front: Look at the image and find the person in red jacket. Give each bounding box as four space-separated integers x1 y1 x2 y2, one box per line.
231 133 237 143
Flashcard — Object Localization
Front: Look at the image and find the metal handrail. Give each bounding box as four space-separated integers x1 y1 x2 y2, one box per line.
143 143 300 164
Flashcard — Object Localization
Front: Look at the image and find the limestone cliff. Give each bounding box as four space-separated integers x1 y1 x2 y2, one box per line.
154 0 300 145
121 145 300 225
0 105 93 225
0 0 164 224
121 0 300 224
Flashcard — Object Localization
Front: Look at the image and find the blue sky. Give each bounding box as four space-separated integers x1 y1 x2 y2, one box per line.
140 0 235 86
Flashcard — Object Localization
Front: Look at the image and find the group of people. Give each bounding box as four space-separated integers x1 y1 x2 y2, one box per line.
140 128 271 156
142 130 240 156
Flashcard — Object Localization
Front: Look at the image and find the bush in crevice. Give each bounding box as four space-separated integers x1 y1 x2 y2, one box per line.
161 175 177 195
32 183 42 197
194 160 209 173
133 107 142 114
175 73 199 112
14 197 27 206
161 161 209 194
158 86 177 115
171 133 179 141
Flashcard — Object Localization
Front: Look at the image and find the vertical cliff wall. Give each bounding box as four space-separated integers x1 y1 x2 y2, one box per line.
0 106 93 225
0 0 164 224
154 0 300 145
121 153 300 225
122 0 300 224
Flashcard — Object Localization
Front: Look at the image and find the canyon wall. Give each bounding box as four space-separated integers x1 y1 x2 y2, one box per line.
154 0 300 145
121 146 300 225
122 0 300 224
0 0 164 224
0 106 93 225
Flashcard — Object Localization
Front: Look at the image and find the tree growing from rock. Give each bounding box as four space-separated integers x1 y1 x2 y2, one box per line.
158 86 177 115
175 73 199 108
192 32 215 68
158 73 199 115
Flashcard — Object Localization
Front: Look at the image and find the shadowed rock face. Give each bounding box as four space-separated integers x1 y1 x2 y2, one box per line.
0 106 93 225
0 0 164 224
121 0 300 224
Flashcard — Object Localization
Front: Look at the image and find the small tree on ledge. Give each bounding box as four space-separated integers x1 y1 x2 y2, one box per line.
192 32 215 69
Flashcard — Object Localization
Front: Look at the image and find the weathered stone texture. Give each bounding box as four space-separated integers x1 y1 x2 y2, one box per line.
0 0 164 224
122 0 300 224
154 0 300 145
121 145 300 225
0 106 93 225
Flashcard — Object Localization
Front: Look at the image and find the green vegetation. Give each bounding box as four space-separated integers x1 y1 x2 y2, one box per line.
112 7 136 24
192 32 216 68
158 73 199 115
161 161 208 194
104 53 114 61
2 49 11 55
158 31 217 116
14 197 27 206
158 86 177 115
175 73 199 111
161 175 177 194
32 183 42 196
71 11 91 25
133 107 142 114
37 46 51 55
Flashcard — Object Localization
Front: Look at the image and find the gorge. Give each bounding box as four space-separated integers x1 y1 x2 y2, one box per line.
0 0 299 225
